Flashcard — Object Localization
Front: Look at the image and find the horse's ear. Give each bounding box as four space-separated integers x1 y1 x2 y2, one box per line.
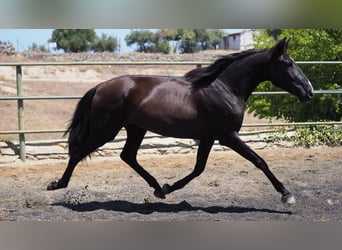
269 37 287 59
284 37 291 51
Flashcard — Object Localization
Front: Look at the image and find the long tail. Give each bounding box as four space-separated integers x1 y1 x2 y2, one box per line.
65 87 97 156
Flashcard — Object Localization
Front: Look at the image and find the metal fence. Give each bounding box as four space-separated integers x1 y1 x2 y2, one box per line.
0 61 341 161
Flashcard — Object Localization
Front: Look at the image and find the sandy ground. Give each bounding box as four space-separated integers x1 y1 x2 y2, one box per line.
0 146 341 221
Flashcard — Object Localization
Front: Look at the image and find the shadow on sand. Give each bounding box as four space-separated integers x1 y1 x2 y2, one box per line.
53 200 291 215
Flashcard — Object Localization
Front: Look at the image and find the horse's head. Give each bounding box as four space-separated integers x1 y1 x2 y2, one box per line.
267 38 314 102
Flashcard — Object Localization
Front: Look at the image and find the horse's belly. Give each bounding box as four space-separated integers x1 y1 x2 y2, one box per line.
147 121 203 139
132 110 202 139
127 88 201 137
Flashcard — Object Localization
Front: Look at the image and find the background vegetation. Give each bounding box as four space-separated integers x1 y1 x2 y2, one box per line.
124 29 227 54
248 29 342 122
47 29 227 54
266 125 342 147
50 29 118 53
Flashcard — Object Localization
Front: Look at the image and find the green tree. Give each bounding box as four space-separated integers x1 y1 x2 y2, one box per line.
50 29 96 52
150 30 172 54
157 29 181 53
125 30 155 53
177 29 227 53
125 30 173 54
195 29 211 50
178 29 198 53
91 33 118 52
125 29 226 54
247 29 342 122
208 29 227 49
157 29 180 41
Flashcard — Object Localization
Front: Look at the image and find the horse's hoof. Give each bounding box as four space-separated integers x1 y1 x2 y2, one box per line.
47 180 59 190
281 194 296 204
153 190 166 199
47 180 67 190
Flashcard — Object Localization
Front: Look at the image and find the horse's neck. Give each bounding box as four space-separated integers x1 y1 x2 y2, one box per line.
217 56 269 101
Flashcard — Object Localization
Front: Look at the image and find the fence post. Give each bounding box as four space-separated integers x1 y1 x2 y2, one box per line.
16 65 26 161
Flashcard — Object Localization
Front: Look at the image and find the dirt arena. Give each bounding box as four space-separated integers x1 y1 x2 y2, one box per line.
0 146 341 221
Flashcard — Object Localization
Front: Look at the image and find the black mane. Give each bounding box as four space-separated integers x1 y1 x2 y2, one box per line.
184 48 265 87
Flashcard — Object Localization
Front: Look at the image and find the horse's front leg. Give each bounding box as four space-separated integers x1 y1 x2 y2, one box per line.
220 132 295 204
161 138 214 196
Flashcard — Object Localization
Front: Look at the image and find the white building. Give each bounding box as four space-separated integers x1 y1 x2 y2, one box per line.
222 29 256 51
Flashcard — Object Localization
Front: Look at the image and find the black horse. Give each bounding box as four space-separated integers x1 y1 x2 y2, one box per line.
47 38 314 204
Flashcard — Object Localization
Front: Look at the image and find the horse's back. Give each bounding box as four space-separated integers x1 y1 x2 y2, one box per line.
122 76 201 135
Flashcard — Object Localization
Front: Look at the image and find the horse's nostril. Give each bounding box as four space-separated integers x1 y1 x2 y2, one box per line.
308 89 314 99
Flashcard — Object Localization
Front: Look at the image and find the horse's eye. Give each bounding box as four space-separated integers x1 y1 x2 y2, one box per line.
281 56 292 66
285 60 292 66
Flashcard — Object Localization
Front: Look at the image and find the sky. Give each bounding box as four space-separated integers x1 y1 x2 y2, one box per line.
0 29 244 53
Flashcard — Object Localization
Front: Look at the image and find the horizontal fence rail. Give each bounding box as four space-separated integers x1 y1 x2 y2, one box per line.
0 61 341 161
1 61 341 67
2 121 342 135
1 90 341 101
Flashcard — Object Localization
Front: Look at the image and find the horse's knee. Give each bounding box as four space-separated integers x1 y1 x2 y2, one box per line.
120 151 127 162
120 151 134 164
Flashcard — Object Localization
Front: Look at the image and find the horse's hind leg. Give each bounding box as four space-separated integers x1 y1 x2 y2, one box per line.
47 125 122 191
120 125 165 198
47 155 84 190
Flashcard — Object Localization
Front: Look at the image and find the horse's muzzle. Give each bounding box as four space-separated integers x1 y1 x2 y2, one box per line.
300 89 314 102
307 89 314 100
